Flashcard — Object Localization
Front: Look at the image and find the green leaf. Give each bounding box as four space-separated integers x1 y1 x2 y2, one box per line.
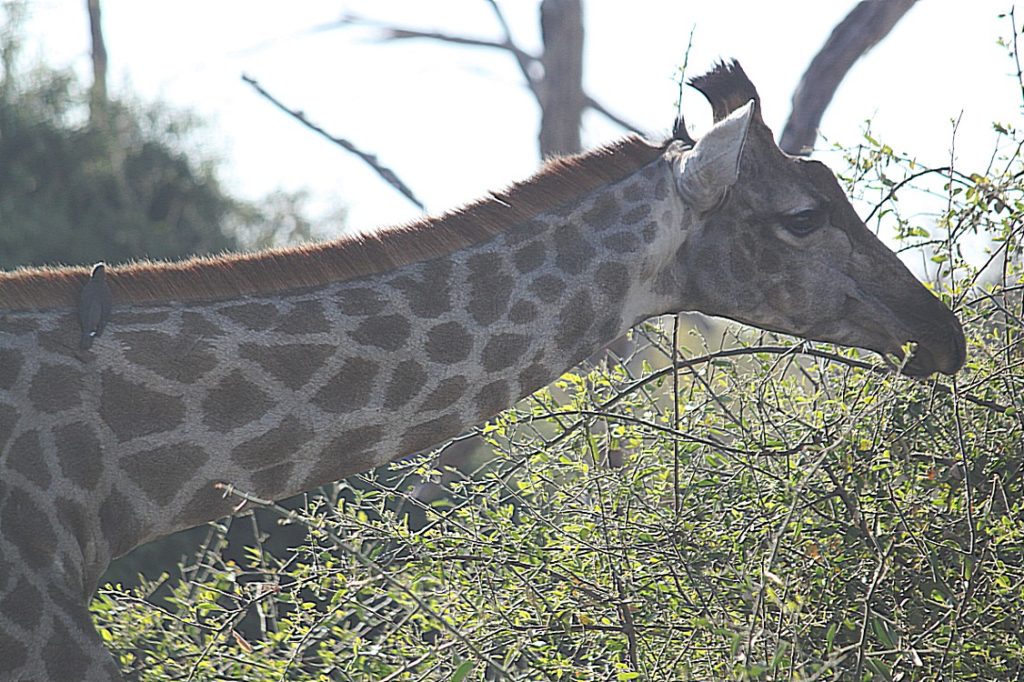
450 660 474 682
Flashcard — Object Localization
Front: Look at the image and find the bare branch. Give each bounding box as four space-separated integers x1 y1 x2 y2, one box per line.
780 0 918 155
483 0 541 95
370 22 643 139
241 74 425 211
383 27 540 70
585 95 644 136
339 7 542 98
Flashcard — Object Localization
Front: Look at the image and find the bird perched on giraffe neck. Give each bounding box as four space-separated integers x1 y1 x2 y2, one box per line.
78 262 112 350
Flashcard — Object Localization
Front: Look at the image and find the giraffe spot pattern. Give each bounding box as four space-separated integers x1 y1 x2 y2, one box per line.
518 362 551 395
475 379 511 419
328 425 384 465
529 275 564 303
508 300 538 324
641 162 662 181
121 443 210 507
203 370 273 432
596 263 630 303
56 498 90 555
53 423 103 490
220 302 280 330
482 333 531 372
384 360 428 408
121 330 217 382
0 630 27 673
304 425 385 489
113 310 171 325
554 226 595 275
176 484 237 530
513 241 546 273
503 219 547 245
251 461 296 499
6 430 50 489
654 176 669 200
421 376 468 410
100 488 142 559
1 488 55 569
0 404 16 453
43 619 90 682
467 253 513 325
239 342 335 390
399 413 463 454
389 260 452 318
602 231 640 254
28 362 82 414
37 325 78 354
622 179 647 202
337 287 388 315
0 348 21 389
273 300 331 334
181 311 225 338
349 314 411 351
622 204 652 225
425 322 473 365
313 358 380 413
100 371 186 442
231 416 315 468
654 268 679 295
0 576 41 630
581 195 621 230
641 222 658 244
555 291 594 352
597 315 623 341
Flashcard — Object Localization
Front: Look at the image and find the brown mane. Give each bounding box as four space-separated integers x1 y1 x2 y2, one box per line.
0 136 665 312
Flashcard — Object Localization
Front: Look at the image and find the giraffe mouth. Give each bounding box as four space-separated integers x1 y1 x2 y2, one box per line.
846 287 966 377
894 324 967 377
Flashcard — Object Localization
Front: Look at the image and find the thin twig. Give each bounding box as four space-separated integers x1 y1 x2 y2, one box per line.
483 0 541 95
241 74 425 210
215 483 513 677
584 95 644 135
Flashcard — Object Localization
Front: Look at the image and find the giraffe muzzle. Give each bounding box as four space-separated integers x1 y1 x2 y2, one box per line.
901 315 967 377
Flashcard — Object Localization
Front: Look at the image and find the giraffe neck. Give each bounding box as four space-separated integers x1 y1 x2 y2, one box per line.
0 154 682 591
0 147 693 681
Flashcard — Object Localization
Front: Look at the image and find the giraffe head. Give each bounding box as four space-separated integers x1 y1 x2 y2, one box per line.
658 61 965 376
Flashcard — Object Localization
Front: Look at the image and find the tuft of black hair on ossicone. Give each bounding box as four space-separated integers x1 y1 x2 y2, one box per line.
688 59 761 122
671 113 696 146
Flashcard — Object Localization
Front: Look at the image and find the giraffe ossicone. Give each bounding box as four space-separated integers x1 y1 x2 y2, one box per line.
0 60 965 680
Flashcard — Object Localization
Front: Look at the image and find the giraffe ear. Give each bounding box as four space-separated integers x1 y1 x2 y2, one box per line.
674 100 754 212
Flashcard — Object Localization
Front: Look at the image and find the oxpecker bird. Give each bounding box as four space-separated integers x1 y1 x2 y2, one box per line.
78 262 112 350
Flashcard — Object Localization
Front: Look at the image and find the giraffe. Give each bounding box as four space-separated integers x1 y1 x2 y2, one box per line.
0 61 965 681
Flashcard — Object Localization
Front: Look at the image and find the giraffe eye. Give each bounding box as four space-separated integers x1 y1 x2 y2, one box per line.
780 208 825 236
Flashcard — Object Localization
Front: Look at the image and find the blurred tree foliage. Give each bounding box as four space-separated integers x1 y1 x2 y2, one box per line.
0 5 338 271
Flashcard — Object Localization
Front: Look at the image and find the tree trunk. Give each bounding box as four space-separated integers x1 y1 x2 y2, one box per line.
87 0 108 128
538 0 585 157
779 0 918 155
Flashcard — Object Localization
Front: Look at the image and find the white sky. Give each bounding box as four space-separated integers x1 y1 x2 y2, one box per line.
18 1 1023 240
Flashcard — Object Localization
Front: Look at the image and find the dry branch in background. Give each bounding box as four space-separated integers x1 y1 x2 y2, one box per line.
780 0 919 155
337 0 642 155
242 74 425 210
